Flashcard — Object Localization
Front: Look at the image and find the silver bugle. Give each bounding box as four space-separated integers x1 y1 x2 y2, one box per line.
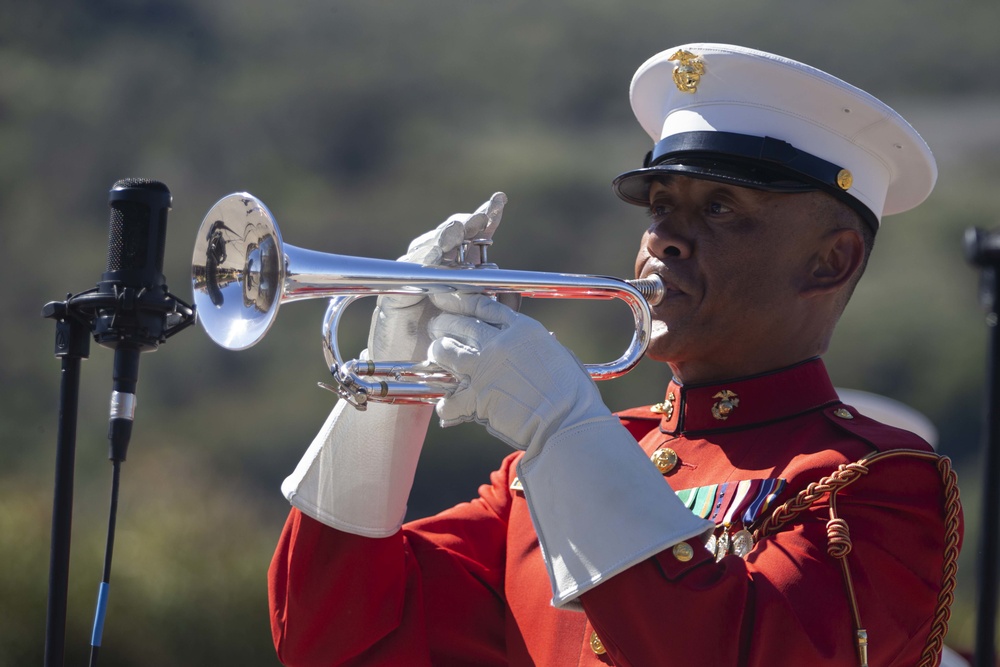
191 192 664 409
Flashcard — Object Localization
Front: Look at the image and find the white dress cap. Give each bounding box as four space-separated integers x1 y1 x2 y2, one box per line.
613 44 937 228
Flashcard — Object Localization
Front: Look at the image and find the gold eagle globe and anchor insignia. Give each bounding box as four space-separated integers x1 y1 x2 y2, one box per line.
651 391 676 420
711 390 739 421
668 49 706 93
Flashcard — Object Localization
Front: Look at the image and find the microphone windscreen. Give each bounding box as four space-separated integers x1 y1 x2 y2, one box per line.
104 179 171 286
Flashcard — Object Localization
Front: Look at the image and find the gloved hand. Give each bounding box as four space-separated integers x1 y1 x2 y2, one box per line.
427 292 609 455
427 291 713 608
281 193 507 538
368 192 507 361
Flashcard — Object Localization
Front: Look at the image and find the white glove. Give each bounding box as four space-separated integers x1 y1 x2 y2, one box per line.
428 293 713 607
281 193 507 537
427 292 605 454
369 192 507 360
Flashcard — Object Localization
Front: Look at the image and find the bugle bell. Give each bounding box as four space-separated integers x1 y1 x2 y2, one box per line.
191 193 664 409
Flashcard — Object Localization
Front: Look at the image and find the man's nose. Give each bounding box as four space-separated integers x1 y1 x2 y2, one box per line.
645 219 692 260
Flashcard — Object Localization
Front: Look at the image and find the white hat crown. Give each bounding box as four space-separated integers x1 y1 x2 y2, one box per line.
620 43 937 225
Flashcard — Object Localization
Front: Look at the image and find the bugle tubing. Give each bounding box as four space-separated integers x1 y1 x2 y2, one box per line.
191 193 664 408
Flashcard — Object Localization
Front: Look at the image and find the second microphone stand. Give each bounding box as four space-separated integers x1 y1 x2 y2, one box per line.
965 226 1000 667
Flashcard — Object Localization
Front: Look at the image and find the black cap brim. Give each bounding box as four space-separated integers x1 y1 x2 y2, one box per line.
612 131 879 231
612 158 820 207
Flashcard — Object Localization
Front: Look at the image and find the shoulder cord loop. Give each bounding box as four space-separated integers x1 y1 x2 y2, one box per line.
752 450 961 667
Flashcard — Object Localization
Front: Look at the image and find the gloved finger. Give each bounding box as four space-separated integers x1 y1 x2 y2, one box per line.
434 391 477 428
477 192 507 241
401 218 466 264
430 292 518 328
437 210 487 265
428 312 501 350
428 337 480 426
399 192 507 266
387 218 466 317
459 193 507 265
436 387 477 428
453 192 506 241
432 192 507 265
459 210 489 242
374 292 424 313
428 336 479 383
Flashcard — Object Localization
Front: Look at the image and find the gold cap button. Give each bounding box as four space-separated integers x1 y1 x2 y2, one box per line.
651 447 679 474
590 631 607 655
672 541 695 562
834 408 854 420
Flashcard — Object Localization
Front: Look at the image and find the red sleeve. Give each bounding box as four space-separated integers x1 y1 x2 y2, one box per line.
579 454 960 667
268 454 519 667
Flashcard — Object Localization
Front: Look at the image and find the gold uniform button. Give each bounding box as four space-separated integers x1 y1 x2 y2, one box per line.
590 631 607 655
833 408 854 420
672 541 695 562
651 447 679 474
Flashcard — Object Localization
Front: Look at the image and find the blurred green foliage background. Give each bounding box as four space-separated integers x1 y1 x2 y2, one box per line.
2 0 998 664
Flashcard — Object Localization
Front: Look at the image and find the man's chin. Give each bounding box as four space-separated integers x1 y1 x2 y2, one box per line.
644 322 674 362
643 326 700 374
643 339 678 365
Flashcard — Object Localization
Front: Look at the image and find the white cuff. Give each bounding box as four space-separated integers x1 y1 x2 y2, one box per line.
516 416 713 608
282 399 433 538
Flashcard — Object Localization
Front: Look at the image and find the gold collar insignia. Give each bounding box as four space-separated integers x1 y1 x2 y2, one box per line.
711 390 739 421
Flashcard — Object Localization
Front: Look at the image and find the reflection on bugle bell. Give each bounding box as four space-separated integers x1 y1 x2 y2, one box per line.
191 193 664 409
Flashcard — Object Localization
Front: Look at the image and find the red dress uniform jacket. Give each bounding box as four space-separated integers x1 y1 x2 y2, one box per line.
268 359 962 666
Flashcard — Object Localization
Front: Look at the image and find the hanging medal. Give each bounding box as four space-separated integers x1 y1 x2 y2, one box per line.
715 528 730 562
731 529 754 558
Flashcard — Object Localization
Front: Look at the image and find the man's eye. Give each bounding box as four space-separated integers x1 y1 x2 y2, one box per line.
648 204 670 218
708 201 733 215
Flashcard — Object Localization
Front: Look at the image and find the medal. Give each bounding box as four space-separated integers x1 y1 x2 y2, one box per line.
715 529 730 562
705 533 717 555
731 529 754 558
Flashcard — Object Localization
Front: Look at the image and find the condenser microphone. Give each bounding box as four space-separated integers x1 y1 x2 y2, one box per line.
40 179 195 667
93 179 173 462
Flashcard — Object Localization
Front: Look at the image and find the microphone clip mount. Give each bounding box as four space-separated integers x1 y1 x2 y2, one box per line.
43 284 197 354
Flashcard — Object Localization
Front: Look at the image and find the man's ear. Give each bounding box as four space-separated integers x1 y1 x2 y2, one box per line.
803 227 864 297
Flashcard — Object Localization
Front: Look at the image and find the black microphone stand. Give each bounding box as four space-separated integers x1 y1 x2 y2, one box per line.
41 180 196 667
40 301 91 667
42 286 195 667
965 226 1000 667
